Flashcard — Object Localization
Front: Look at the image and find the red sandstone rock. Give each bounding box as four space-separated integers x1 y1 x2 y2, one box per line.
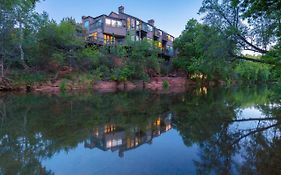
125 81 137 90
93 81 117 92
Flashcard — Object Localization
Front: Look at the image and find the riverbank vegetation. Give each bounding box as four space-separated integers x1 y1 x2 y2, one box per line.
1 0 281 91
173 0 281 84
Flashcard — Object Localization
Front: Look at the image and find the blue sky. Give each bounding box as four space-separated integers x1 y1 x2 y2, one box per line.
35 0 203 37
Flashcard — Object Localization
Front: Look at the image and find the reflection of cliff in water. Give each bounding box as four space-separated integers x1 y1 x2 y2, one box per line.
85 113 173 157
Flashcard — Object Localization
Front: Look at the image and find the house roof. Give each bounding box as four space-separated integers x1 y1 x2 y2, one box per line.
119 12 174 38
83 9 175 38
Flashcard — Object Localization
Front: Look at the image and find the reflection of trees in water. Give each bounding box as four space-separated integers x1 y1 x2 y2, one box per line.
0 86 280 174
173 86 281 174
0 92 176 174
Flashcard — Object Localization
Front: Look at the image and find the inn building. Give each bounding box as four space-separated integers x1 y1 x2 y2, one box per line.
82 6 175 57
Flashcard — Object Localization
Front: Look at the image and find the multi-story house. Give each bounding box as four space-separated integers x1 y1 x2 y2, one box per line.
82 6 175 57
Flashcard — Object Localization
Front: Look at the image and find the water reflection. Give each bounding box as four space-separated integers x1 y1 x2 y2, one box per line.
85 114 172 157
0 85 280 175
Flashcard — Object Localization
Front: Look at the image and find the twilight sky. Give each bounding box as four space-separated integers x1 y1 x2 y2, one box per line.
35 0 203 37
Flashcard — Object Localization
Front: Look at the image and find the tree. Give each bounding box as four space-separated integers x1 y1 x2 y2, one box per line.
237 0 281 38
36 18 84 70
200 0 266 53
0 0 43 77
173 19 235 81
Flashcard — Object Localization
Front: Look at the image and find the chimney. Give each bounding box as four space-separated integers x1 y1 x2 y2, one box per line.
148 19 155 26
118 6 124 14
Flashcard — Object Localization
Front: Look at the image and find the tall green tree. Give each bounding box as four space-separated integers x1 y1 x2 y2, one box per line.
174 19 235 81
0 0 42 76
199 0 279 61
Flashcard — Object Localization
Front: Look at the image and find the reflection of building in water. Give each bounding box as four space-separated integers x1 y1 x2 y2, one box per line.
84 113 173 157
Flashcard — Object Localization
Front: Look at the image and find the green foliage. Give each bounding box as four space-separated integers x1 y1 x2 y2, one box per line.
174 19 235 81
78 47 102 68
172 57 189 72
36 19 84 67
59 79 67 92
162 80 170 90
11 71 48 85
111 66 133 81
125 40 160 80
235 62 271 82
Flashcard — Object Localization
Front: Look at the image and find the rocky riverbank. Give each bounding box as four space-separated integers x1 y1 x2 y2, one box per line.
5 76 196 93
93 77 196 92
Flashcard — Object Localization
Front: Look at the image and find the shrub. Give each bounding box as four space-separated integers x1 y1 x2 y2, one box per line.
59 79 67 92
162 80 170 90
111 66 133 81
11 71 48 85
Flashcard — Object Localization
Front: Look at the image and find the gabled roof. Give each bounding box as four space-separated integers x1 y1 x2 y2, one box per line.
109 11 120 18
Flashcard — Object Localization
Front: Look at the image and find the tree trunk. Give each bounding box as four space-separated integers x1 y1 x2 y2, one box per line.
0 55 3 78
19 20 29 70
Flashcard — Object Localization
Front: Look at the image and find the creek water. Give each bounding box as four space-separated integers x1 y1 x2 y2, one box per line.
0 86 280 175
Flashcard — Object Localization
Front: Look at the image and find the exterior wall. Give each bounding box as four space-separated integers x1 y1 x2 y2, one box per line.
103 26 126 36
147 31 154 39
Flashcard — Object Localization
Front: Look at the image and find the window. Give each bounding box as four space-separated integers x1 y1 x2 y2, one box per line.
104 34 114 44
136 20 141 30
127 18 131 30
167 35 174 42
90 19 102 31
117 21 122 27
131 18 135 29
155 41 162 48
105 18 122 28
89 32 97 40
143 24 153 32
154 41 162 48
147 25 153 32
105 18 111 26
84 21 89 29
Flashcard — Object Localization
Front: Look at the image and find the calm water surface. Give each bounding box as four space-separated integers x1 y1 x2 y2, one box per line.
0 86 281 175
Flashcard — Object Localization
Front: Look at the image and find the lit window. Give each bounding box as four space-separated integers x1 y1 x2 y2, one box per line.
167 35 174 42
157 42 162 48
127 18 131 29
89 32 97 40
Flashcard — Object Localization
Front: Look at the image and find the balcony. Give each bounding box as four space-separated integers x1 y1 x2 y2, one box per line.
136 23 153 33
104 18 126 36
154 30 162 38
